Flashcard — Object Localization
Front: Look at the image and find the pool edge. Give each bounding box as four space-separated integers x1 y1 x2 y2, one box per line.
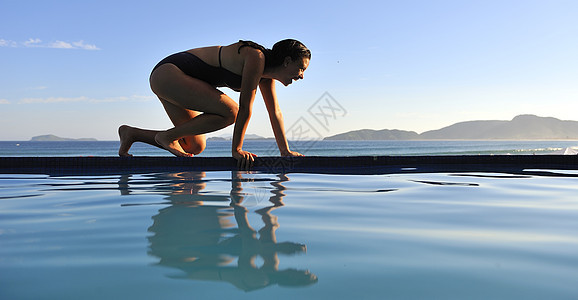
1 155 577 175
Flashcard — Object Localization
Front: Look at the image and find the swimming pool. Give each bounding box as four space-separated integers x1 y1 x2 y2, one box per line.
1 163 578 299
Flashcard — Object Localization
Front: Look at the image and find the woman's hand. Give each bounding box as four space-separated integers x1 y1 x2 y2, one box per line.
233 149 257 170
281 150 304 157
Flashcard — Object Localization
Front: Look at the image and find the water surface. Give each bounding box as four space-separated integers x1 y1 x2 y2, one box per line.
1 170 577 299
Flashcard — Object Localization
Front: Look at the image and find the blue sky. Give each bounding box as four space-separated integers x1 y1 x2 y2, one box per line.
1 0 577 140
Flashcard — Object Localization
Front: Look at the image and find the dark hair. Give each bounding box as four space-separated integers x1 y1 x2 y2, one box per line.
238 39 311 69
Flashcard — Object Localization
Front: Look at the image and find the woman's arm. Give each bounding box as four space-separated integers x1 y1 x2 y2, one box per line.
231 48 265 169
259 78 303 157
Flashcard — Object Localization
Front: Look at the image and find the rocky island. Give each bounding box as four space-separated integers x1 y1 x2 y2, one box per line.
324 115 578 140
30 135 98 142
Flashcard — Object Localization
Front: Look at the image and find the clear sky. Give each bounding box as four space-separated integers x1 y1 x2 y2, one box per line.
1 0 577 141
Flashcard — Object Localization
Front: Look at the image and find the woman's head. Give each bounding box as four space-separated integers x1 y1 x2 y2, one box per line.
270 39 311 86
238 39 311 86
270 39 311 67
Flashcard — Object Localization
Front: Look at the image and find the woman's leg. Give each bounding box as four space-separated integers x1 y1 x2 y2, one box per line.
150 64 238 157
118 125 163 157
118 100 211 157
119 63 235 157
158 98 206 155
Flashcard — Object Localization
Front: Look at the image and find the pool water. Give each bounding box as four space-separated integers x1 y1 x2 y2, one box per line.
1 170 578 299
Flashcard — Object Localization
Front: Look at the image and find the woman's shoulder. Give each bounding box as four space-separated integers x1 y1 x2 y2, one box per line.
222 42 264 63
236 40 269 54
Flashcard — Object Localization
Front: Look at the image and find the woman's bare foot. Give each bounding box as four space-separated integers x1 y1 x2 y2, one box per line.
118 125 135 157
155 132 193 157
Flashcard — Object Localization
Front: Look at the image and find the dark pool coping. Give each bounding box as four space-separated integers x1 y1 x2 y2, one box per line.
1 155 578 176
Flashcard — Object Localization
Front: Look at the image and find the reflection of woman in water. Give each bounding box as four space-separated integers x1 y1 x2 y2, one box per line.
118 39 311 168
127 171 317 291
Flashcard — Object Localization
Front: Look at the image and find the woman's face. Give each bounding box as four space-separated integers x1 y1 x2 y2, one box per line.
279 56 310 86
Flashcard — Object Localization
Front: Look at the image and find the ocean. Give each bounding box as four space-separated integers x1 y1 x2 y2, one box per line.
1 139 578 157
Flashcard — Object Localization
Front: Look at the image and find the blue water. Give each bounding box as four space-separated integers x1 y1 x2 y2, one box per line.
1 170 578 299
1 140 578 156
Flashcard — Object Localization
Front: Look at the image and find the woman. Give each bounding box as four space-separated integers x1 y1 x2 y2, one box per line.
118 39 311 168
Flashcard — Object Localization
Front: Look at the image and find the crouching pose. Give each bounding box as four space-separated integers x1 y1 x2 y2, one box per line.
118 39 311 168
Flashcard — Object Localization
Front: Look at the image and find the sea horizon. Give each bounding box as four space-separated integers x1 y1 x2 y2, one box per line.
1 140 577 157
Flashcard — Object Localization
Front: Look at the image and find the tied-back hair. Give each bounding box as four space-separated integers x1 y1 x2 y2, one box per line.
238 39 311 69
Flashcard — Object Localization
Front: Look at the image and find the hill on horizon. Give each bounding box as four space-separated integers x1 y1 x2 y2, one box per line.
324 115 578 140
30 135 98 142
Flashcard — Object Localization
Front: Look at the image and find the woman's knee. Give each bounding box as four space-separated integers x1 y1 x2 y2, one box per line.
220 96 239 126
224 106 238 126
180 135 206 155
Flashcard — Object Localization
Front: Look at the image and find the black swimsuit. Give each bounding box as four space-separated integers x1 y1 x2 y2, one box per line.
152 47 243 91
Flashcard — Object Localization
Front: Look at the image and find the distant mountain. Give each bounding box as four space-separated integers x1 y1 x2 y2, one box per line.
207 136 229 141
30 135 98 142
324 129 419 140
324 115 578 140
245 134 272 140
206 134 272 141
207 133 274 141
420 115 578 139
